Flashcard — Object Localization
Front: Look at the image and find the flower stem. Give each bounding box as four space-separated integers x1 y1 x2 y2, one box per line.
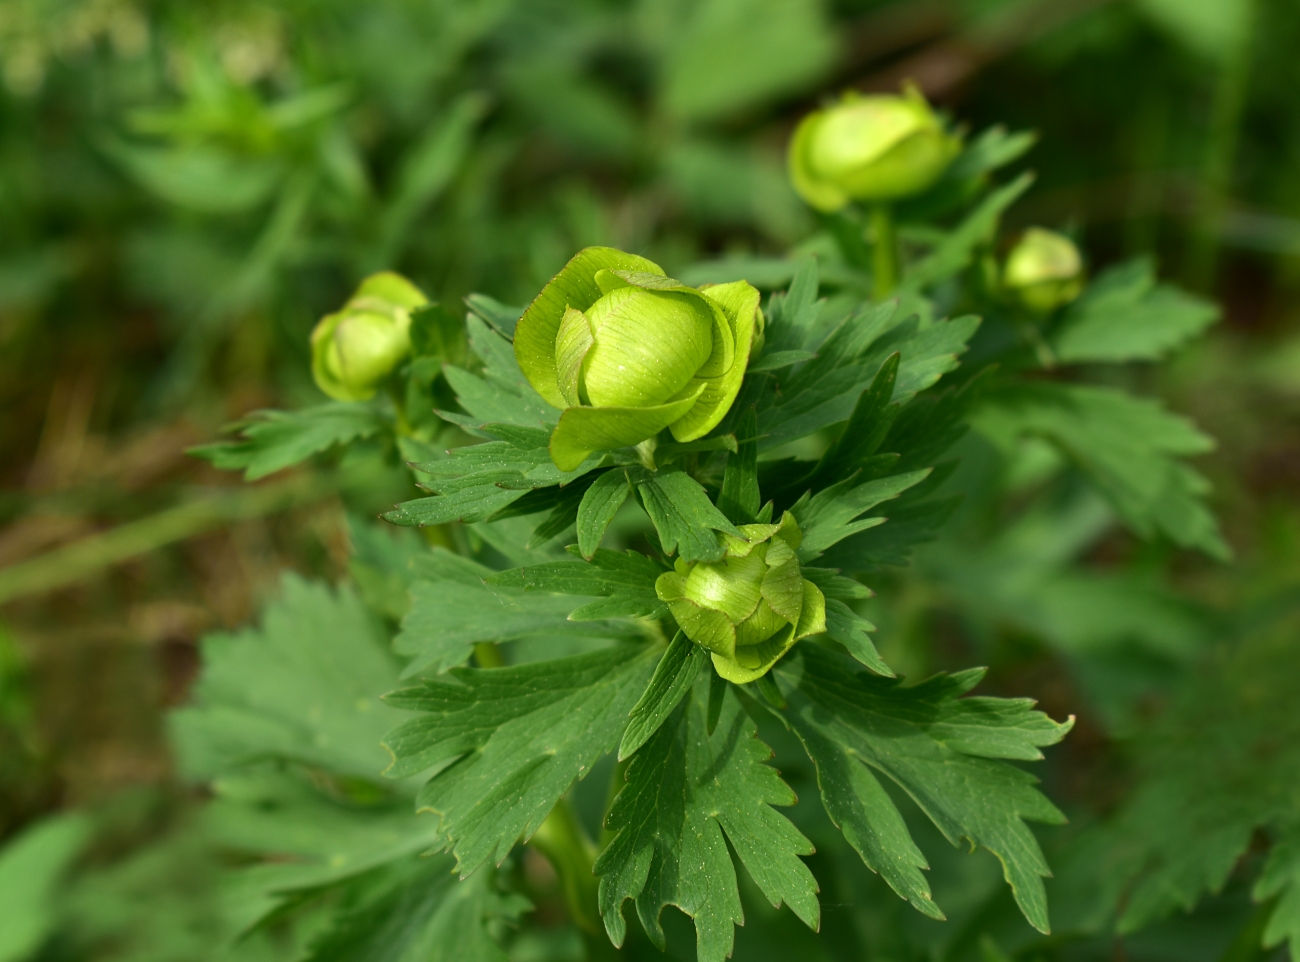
871 203 899 299
530 796 600 935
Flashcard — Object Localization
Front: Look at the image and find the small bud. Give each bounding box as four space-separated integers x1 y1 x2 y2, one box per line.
1002 228 1085 314
515 248 762 471
311 272 428 402
789 84 961 212
655 513 826 684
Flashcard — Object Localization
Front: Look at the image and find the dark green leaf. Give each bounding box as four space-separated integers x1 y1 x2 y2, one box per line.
718 407 760 524
304 855 527 962
634 468 743 563
486 546 666 621
394 551 640 676
576 468 632 559
383 645 658 875
791 469 932 558
771 645 1072 933
619 633 706 761
595 680 819 962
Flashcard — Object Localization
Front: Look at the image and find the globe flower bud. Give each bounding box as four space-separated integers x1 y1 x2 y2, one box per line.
1002 228 1085 314
655 512 826 684
311 272 429 402
788 85 961 212
515 247 762 471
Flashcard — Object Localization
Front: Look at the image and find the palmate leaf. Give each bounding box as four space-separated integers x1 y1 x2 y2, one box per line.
746 299 980 451
595 678 820 962
972 382 1228 558
303 854 528 962
441 316 560 429
382 645 658 876
207 770 443 932
768 645 1073 934
486 546 667 621
633 467 743 563
790 469 932 559
393 550 643 676
1073 627 1300 941
1052 258 1219 363
189 403 386 480
384 424 601 528
171 574 407 781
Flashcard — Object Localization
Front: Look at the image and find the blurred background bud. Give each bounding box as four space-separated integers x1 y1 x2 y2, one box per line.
1003 228 1085 314
788 84 961 212
310 272 428 402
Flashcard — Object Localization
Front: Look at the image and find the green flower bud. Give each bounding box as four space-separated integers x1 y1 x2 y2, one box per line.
655 512 826 684
311 272 429 401
515 247 762 471
788 85 961 212
1002 228 1084 314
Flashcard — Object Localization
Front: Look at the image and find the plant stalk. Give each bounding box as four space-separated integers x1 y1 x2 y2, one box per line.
871 203 899 300
530 796 600 935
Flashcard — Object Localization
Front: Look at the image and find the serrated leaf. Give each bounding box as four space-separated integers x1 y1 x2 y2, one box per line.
385 424 601 528
823 598 892 676
972 383 1228 558
303 855 527 962
465 293 523 339
819 495 961 570
771 645 1072 933
189 404 385 480
748 349 817 372
576 468 632 558
596 679 819 962
393 551 640 676
443 317 561 427
1257 831 1300 960
717 406 760 525
486 546 666 621
634 468 743 563
790 469 932 558
902 172 1034 292
208 770 443 931
171 574 406 781
751 301 979 451
619 633 706 760
763 256 820 354
1052 258 1219 363
382 645 658 875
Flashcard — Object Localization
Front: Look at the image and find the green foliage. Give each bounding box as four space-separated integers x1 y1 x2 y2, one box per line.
190 405 387 480
8 10 1281 958
596 678 819 962
974 383 1228 558
383 646 658 874
771 646 1072 934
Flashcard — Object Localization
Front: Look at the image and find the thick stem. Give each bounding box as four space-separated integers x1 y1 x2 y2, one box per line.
530 797 600 935
871 203 899 300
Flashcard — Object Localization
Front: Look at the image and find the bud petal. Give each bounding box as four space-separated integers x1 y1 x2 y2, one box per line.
788 86 961 211
515 247 759 466
1003 228 1085 314
310 271 427 401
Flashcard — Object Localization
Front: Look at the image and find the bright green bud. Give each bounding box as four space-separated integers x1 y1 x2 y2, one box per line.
1002 228 1085 314
655 512 826 684
788 85 961 212
515 247 762 471
311 272 428 402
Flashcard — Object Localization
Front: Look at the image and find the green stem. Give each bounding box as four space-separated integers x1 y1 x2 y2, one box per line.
1184 0 1255 291
871 203 899 300
530 796 600 935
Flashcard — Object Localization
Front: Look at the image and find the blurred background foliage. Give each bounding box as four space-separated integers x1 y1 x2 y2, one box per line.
1 0 1299 959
